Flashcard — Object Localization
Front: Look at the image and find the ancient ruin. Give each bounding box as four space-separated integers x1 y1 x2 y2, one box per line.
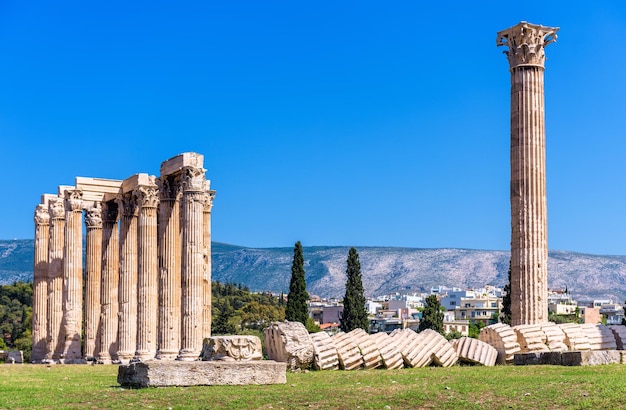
497 22 559 326
31 152 215 364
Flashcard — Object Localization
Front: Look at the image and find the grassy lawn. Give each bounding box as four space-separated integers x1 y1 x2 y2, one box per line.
1 363 625 409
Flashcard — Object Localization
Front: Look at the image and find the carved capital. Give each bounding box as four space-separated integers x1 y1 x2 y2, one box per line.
102 201 119 224
34 204 50 226
48 197 65 219
84 204 103 229
137 185 159 208
497 22 558 69
157 174 183 201
182 166 206 192
64 189 84 212
119 192 138 217
203 190 216 212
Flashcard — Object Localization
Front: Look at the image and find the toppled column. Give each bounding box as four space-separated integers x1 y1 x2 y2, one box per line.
97 200 120 364
479 323 521 364
310 331 339 370
134 175 159 361
265 321 314 370
369 332 404 370
116 187 139 363
451 337 498 366
497 22 559 325
179 158 206 360
83 204 103 360
46 196 65 363
32 202 50 363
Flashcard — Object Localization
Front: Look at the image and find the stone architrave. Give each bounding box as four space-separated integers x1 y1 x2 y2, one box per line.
497 22 559 325
265 321 314 370
134 176 159 361
200 336 263 361
97 200 120 364
156 172 183 360
83 204 103 360
31 203 50 363
202 185 216 340
46 196 65 362
117 189 139 363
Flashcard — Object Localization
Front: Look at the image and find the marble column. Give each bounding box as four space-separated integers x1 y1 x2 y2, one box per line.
202 187 216 339
156 174 182 360
497 22 559 325
46 197 65 362
61 188 85 363
83 204 103 360
32 203 50 363
135 178 159 361
97 200 120 364
178 165 206 360
117 191 139 363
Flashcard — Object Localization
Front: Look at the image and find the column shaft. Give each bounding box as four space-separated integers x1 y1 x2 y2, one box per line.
97 201 119 364
84 206 103 360
32 204 50 363
47 197 65 362
117 193 138 363
202 190 215 339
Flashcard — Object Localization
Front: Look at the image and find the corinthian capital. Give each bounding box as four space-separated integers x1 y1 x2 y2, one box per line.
34 204 50 225
182 166 206 192
48 197 65 219
64 189 84 212
203 190 216 212
137 185 160 208
85 205 103 229
497 21 558 69
118 192 138 217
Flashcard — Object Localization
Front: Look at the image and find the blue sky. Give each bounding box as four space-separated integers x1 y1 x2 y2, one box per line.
1 2 626 254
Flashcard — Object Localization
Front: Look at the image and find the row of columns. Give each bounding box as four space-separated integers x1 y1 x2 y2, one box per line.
31 153 215 363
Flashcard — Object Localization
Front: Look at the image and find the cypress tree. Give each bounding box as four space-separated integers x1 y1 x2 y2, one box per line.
286 241 309 324
340 247 369 332
418 294 444 334
501 260 512 325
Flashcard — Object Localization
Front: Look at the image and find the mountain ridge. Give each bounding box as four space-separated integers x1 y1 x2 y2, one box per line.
2 239 626 302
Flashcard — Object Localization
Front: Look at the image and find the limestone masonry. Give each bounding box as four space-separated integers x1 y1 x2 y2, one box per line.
32 152 215 364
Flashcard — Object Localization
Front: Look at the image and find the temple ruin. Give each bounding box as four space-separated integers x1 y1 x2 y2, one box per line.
497 22 559 325
31 152 215 364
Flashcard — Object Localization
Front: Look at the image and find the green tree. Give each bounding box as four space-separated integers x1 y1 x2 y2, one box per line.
501 260 512 325
285 241 309 325
340 247 368 332
418 294 444 334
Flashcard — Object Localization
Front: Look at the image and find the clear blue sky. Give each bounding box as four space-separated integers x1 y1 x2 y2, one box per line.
1 1 625 255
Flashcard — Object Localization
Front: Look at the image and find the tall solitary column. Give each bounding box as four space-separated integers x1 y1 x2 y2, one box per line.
202 186 216 339
178 164 206 360
62 188 85 363
135 177 159 361
32 203 50 363
84 204 103 360
156 174 183 359
97 200 120 364
117 191 139 363
46 197 65 362
497 22 559 325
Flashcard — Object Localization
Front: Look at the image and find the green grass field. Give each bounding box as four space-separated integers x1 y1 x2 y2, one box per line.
1 363 625 409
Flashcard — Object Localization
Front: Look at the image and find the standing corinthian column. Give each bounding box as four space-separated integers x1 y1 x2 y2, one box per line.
497 22 559 325
32 203 50 363
117 190 139 363
178 165 206 360
62 188 85 363
134 177 159 361
46 197 65 363
83 204 103 360
97 200 119 364
202 186 216 339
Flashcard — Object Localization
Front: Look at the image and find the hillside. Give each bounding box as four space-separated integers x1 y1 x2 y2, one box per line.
3 239 626 302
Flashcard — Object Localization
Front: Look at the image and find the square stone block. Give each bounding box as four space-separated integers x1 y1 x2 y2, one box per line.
160 152 204 176
561 350 621 366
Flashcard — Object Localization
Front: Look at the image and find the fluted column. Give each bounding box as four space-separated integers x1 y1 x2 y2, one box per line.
117 191 139 363
497 22 558 325
83 204 103 360
178 165 206 360
202 187 216 339
135 179 159 361
97 200 119 364
32 204 50 363
61 188 85 363
46 197 65 362
156 175 182 359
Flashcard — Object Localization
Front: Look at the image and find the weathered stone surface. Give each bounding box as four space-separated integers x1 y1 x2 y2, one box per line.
370 332 404 370
451 337 497 366
331 332 364 370
347 329 382 370
479 323 521 364
514 351 563 366
581 324 617 351
310 331 339 370
608 325 626 350
200 336 262 361
559 323 590 351
561 350 621 366
264 321 314 370
416 329 458 368
513 324 549 353
118 360 286 387
540 323 568 352
390 328 425 367
1 351 24 364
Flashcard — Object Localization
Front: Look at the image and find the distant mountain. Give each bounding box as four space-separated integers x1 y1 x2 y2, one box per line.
3 239 626 303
